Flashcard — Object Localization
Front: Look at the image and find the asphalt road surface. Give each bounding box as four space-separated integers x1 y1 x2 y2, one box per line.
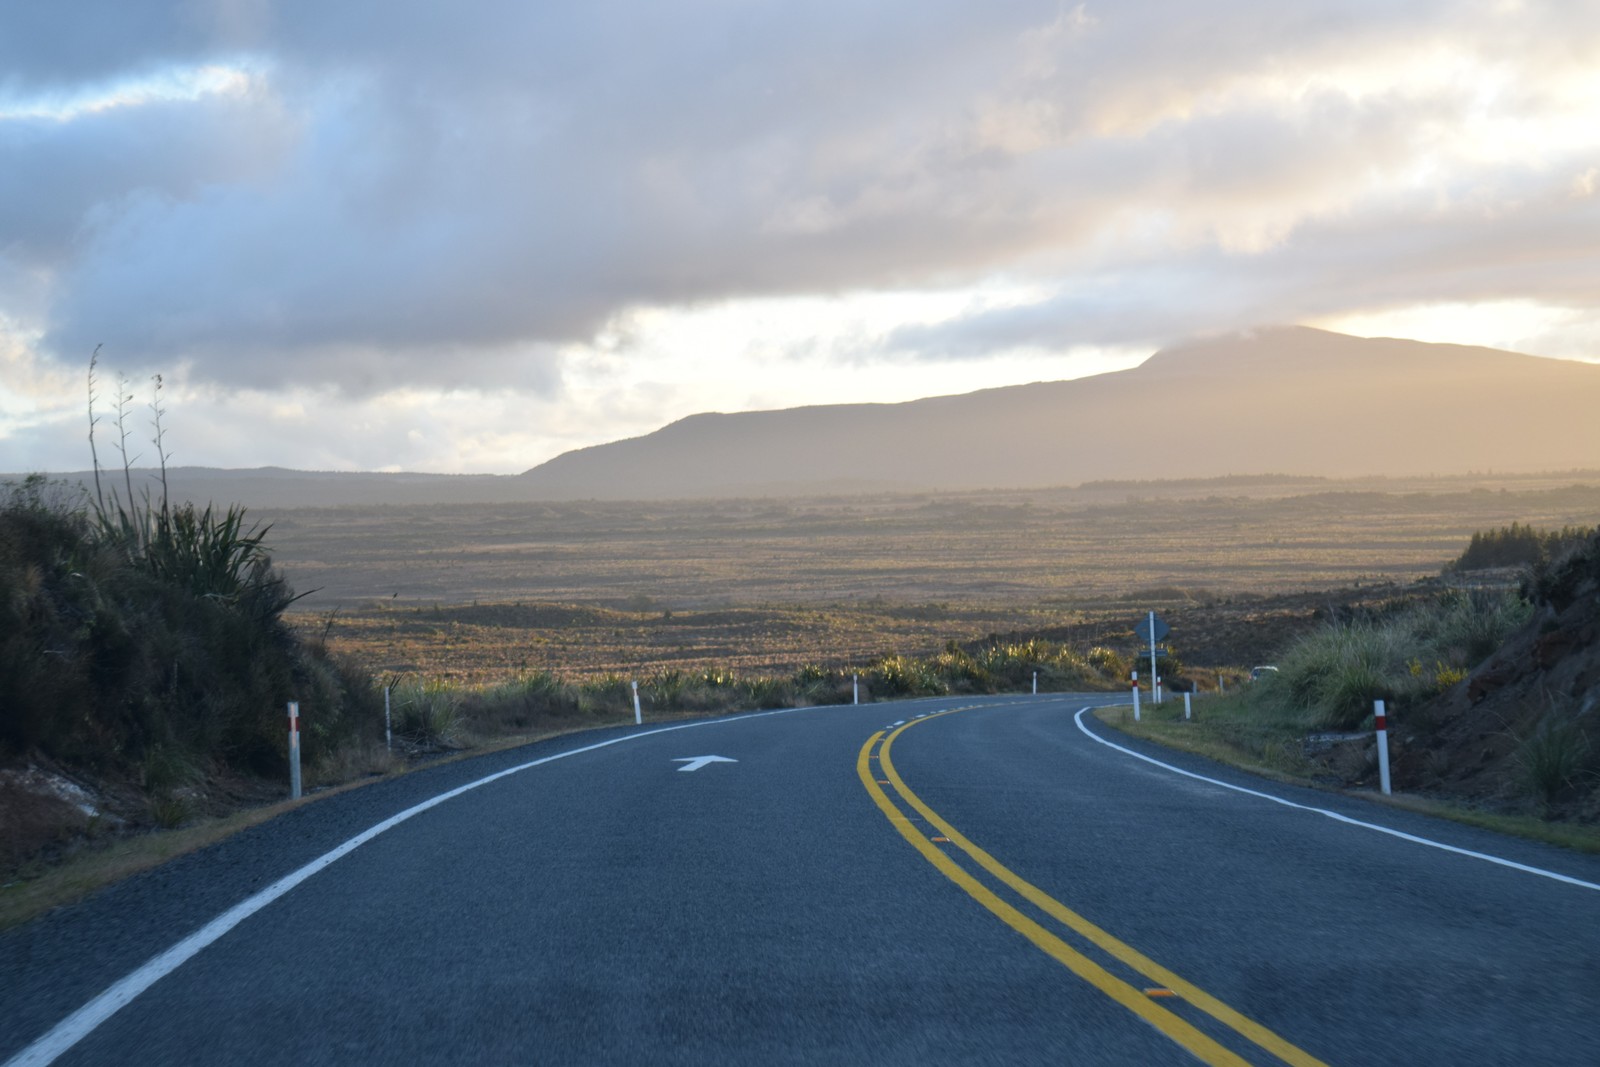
4 695 1599 1065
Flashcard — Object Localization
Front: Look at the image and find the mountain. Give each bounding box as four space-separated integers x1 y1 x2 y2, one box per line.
518 326 1600 498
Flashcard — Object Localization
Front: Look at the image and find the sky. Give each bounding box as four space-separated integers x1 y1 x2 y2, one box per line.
2 0 1598 475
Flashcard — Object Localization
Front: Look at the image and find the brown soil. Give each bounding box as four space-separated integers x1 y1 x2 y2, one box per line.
1402 537 1600 819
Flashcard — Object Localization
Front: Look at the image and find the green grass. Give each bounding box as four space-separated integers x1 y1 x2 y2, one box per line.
1097 698 1318 783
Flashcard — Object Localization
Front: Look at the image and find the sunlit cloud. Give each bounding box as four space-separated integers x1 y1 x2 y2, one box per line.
1312 301 1600 363
2 0 1598 475
0 62 264 122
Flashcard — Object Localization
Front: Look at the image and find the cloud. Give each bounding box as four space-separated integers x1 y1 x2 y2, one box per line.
3 0 1598 425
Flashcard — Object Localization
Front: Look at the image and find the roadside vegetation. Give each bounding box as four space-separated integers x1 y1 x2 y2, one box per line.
1112 525 1600 847
379 637 1135 750
1 363 386 883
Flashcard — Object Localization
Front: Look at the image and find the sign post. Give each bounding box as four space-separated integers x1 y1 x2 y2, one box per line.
1136 612 1171 705
1148 611 1159 704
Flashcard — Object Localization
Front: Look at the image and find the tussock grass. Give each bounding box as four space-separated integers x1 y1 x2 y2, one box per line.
1257 588 1530 730
1518 713 1593 804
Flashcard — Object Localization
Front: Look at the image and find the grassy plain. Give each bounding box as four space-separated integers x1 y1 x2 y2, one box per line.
275 475 1600 684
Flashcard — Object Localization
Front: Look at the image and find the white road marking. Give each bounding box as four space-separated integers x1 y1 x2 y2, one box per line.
672 755 738 772
1073 707 1600 893
4 706 814 1067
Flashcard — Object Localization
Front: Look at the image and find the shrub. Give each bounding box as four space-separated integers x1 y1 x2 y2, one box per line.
463 670 580 733
1526 530 1600 611
579 673 637 717
741 675 795 709
931 646 992 691
1255 588 1531 730
1430 588 1532 665
869 655 946 697
643 668 690 709
391 681 463 748
1518 713 1591 804
0 364 375 786
1086 646 1128 677
793 664 854 705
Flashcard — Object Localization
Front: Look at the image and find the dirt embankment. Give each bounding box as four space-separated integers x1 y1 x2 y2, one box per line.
1402 536 1600 817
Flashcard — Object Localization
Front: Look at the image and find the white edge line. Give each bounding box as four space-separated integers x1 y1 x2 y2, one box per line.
5 705 814 1067
1072 707 1600 893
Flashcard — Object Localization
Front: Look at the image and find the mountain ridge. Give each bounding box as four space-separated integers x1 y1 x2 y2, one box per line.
11 327 1597 505
516 326 1600 498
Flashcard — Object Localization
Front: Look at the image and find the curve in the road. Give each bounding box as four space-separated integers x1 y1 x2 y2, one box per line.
862 705 1330 1067
1072 707 1600 893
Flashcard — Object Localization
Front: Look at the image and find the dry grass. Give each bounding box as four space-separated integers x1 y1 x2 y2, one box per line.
276 479 1600 686
296 600 1097 685
267 477 1600 611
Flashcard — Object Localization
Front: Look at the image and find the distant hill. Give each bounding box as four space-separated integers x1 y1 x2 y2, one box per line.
11 327 1597 506
517 326 1600 498
0 467 536 510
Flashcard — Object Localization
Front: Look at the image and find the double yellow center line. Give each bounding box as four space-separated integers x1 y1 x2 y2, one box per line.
857 708 1329 1067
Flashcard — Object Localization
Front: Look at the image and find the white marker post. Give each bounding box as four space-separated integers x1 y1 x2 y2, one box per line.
1156 677 1163 705
1375 699 1392 795
1032 671 1038 695
288 701 301 800
1184 691 1192 720
1218 672 1226 695
632 681 643 725
384 685 392 753
1131 671 1141 722
853 673 859 705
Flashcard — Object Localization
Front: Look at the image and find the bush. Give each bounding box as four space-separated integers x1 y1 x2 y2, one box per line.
1087 646 1128 677
868 655 946 698
741 675 795 709
391 681 462 748
1519 712 1592 804
0 474 374 780
579 673 637 717
1252 588 1531 730
1526 530 1600 611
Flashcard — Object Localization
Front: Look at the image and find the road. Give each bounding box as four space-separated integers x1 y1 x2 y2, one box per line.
4 695 1598 1064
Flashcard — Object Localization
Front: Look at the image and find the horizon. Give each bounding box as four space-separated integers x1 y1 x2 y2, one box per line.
6 324 1600 482
4 3 1599 475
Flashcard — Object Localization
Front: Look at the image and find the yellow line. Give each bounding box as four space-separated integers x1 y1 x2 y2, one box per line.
858 733 1253 1067
867 714 1330 1067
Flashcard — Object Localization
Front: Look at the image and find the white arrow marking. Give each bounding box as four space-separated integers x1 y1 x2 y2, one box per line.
673 755 738 773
